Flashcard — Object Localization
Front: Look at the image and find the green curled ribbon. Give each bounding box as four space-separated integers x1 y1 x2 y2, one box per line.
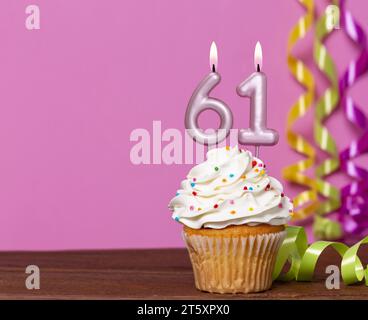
273 226 368 286
313 1 341 239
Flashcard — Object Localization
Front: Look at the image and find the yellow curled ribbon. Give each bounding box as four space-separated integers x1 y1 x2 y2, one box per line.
273 226 368 286
313 1 341 239
283 0 319 221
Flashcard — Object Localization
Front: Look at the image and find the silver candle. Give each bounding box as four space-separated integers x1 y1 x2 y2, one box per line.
237 42 279 156
185 42 233 146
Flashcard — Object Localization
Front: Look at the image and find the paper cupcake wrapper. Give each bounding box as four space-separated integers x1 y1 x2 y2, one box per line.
183 230 286 294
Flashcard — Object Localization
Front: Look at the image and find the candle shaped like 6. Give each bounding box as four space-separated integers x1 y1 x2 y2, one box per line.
185 42 233 145
237 42 279 155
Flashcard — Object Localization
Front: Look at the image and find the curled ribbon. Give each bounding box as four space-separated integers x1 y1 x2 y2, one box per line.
312 1 341 239
273 226 368 286
283 0 319 221
338 0 368 240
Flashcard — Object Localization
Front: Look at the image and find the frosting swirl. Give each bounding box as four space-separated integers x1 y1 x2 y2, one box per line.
168 146 292 229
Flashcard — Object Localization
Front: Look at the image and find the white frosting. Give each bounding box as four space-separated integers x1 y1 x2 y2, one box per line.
168 146 292 229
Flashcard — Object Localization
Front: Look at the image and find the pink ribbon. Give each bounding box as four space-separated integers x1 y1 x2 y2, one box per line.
338 0 368 241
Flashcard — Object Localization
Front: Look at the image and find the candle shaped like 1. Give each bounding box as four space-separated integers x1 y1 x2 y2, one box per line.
237 42 279 156
185 42 233 145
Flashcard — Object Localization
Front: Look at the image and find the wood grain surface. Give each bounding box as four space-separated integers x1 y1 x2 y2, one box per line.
0 248 367 299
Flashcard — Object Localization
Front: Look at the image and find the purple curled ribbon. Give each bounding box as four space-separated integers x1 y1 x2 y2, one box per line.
338 0 368 241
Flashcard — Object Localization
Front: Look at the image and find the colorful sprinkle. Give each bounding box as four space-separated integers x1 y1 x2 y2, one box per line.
278 203 283 208
248 207 254 211
174 217 179 221
222 178 227 183
281 193 285 197
190 182 196 187
176 192 180 196
214 166 219 171
249 187 253 191
230 210 236 214
252 160 257 167
214 204 218 209
192 191 197 196
230 200 234 205
189 206 194 211
260 170 265 175
229 173 234 178
198 207 202 211
193 178 197 182
241 175 246 179
255 168 259 173
226 146 230 151
243 186 248 190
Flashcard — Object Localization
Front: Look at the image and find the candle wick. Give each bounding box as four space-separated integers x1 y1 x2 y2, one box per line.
256 64 260 72
212 64 216 73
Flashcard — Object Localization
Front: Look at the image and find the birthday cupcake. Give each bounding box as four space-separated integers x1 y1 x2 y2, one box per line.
168 146 292 294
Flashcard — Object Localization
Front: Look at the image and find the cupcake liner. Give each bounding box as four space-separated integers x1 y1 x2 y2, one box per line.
183 230 286 294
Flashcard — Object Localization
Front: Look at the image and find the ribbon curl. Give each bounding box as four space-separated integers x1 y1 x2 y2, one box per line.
283 0 319 221
337 0 368 240
312 1 341 239
273 226 368 286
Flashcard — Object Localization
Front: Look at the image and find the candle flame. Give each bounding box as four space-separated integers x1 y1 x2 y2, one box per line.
254 41 262 71
210 41 218 72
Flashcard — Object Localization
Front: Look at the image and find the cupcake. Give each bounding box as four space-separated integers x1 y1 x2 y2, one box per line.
168 146 292 294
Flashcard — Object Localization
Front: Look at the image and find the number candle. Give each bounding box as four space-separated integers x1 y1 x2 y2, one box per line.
185 42 233 145
237 42 279 157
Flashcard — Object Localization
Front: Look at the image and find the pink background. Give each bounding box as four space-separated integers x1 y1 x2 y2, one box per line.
0 0 367 250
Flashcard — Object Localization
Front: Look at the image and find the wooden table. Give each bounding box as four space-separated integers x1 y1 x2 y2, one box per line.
0 248 367 299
